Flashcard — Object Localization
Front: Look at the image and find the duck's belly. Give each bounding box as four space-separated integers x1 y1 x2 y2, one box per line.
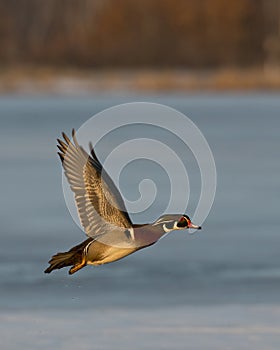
86 240 137 265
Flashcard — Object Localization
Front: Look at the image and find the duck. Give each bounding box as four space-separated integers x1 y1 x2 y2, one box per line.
45 130 201 275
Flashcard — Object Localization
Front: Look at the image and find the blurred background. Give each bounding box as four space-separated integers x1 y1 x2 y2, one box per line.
0 1 280 350
0 0 280 92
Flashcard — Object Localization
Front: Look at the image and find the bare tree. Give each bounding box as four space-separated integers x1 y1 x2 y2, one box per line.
263 0 280 71
0 0 267 68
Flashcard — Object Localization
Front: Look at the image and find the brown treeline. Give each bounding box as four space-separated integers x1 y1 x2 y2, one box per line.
0 0 269 68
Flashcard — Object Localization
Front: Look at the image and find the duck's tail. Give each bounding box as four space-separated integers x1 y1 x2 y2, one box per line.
44 238 92 275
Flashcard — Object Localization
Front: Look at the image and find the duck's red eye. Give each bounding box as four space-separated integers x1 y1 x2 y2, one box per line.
177 216 188 228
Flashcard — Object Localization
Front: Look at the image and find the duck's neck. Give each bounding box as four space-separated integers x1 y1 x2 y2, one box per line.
132 223 169 247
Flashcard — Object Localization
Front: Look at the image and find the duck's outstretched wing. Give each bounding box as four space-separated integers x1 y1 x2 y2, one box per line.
57 129 133 238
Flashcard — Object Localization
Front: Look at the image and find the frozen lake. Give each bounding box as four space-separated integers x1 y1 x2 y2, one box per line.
0 93 279 349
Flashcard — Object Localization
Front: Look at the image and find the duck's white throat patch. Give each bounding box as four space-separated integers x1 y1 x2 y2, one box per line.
163 221 178 233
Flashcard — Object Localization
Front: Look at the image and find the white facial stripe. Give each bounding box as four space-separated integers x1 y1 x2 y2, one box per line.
153 219 173 226
163 224 173 233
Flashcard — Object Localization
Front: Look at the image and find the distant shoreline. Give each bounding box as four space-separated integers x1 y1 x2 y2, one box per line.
1 66 280 94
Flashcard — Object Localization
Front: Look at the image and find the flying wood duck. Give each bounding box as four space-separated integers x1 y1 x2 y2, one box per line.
45 130 201 275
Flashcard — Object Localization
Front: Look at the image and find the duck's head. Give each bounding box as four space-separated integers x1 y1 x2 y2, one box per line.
154 214 201 233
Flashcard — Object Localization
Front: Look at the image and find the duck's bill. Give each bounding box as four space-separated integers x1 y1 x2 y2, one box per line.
189 223 202 230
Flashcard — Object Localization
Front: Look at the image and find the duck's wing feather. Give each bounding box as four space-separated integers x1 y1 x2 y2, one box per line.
57 129 133 238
